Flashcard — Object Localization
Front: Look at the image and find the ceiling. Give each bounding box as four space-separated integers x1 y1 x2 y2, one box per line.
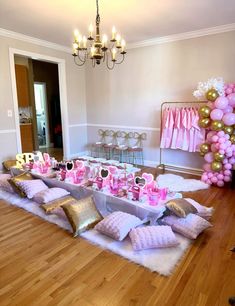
0 0 235 47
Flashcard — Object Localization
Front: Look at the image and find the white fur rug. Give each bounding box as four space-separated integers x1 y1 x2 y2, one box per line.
157 174 209 192
0 190 191 276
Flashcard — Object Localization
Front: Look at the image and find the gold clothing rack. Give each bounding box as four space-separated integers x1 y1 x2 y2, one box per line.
157 101 206 174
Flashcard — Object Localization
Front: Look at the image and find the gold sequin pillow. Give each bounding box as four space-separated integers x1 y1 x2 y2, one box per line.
41 196 78 214
8 172 33 197
62 196 103 237
166 198 198 218
2 160 17 171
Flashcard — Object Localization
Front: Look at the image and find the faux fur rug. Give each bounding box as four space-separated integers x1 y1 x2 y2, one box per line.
157 174 209 192
0 190 191 276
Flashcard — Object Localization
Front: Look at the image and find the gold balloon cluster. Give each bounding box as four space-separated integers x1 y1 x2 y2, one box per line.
198 89 221 130
199 143 210 156
230 134 235 144
211 161 222 172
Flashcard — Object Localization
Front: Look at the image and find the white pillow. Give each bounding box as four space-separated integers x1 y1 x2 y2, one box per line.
95 211 142 241
33 187 70 204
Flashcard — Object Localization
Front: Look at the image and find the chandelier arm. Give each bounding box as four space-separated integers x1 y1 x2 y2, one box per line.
105 50 115 70
115 53 125 65
77 51 87 63
73 56 86 66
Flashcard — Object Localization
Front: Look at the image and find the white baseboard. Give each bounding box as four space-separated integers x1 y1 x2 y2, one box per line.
68 151 89 159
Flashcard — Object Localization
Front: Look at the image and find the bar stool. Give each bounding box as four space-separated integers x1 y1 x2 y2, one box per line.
127 132 146 166
103 130 118 160
90 129 109 158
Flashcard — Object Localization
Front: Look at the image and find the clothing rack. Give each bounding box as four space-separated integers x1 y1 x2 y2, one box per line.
157 101 206 174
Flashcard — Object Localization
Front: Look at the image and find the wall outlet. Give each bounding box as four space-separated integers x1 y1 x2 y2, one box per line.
7 110 13 117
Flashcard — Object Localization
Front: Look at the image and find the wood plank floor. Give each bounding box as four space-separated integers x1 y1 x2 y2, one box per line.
0 172 235 306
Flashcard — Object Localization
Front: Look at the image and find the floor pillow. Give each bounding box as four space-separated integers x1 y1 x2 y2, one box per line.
95 211 143 241
17 179 48 199
33 187 70 204
8 172 33 197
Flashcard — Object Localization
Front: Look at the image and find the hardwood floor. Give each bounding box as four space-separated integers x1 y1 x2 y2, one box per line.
0 173 235 305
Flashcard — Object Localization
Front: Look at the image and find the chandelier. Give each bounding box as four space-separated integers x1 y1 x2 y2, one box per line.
72 0 126 70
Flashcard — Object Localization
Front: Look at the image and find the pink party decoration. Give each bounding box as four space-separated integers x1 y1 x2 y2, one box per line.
195 79 235 188
227 93 235 107
214 96 228 109
210 108 223 121
222 113 235 126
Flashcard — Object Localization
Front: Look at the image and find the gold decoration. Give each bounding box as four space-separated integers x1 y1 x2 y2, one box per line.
200 152 205 157
199 118 211 128
62 196 103 237
224 126 234 135
230 134 235 144
206 89 219 102
200 143 210 154
199 106 211 118
211 161 222 172
41 196 77 214
211 120 224 131
214 152 224 162
2 160 17 171
166 199 197 218
8 172 33 197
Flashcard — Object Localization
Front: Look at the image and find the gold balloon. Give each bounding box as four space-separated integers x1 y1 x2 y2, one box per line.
199 118 211 128
200 143 210 154
230 134 235 144
211 120 224 131
214 152 224 162
200 152 205 157
224 126 234 135
206 89 219 102
211 161 222 172
199 106 211 118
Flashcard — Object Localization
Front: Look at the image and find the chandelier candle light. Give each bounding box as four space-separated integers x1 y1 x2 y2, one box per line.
72 0 127 70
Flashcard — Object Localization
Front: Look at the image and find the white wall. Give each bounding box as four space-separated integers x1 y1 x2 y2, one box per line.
0 34 87 169
86 30 235 169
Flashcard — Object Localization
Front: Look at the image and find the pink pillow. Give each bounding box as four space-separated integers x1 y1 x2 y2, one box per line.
185 198 214 220
33 187 70 204
129 225 179 251
0 174 14 193
95 211 142 241
162 213 212 239
17 179 48 199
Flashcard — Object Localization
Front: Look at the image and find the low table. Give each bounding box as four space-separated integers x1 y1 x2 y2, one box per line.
11 168 182 223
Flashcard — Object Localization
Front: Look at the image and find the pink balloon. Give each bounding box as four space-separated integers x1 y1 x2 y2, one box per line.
203 163 211 171
211 144 217 152
211 176 218 184
218 174 224 180
222 113 235 126
223 158 228 164
211 135 219 143
218 131 225 137
202 173 208 181
224 170 231 176
214 96 228 109
227 93 235 107
229 157 235 164
223 105 233 114
224 163 232 170
206 179 212 185
208 173 213 179
219 149 225 155
204 152 214 163
224 176 231 182
218 137 226 144
210 108 223 121
217 180 225 187
226 88 233 95
225 134 230 140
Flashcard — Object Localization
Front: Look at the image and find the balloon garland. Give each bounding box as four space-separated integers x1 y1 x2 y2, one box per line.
193 77 235 187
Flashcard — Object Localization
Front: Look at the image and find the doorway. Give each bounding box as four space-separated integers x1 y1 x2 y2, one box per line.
10 49 69 161
34 82 50 148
